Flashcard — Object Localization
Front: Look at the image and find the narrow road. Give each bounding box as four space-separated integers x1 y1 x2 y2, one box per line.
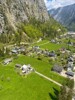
38 41 50 46
35 71 62 87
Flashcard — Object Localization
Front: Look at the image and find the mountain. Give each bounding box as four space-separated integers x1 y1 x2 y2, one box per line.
48 4 75 31
0 0 49 34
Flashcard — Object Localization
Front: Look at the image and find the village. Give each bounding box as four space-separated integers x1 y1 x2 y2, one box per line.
2 32 75 80
0 32 75 100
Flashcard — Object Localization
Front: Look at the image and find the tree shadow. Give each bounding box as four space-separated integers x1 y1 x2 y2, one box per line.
49 87 59 100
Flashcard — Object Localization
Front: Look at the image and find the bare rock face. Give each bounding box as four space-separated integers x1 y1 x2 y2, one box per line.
0 0 49 33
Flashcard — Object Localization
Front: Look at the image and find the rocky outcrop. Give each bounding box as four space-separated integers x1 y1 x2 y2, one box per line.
0 0 49 33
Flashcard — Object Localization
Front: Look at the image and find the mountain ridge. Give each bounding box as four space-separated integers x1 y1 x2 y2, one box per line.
48 3 75 31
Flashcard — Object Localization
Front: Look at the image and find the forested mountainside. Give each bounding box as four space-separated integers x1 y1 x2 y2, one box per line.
0 0 66 43
49 3 75 31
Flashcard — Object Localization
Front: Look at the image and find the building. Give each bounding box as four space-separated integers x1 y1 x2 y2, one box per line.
32 46 40 52
52 65 63 73
65 71 74 77
21 64 33 74
67 57 74 71
11 49 18 54
15 64 22 68
3 58 12 65
48 52 56 57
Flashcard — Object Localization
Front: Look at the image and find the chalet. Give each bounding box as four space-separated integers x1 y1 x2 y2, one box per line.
32 46 40 53
67 57 74 71
11 46 25 54
48 51 56 57
3 58 12 65
21 64 33 74
15 64 22 68
60 48 66 53
22 65 28 73
65 71 74 77
67 57 74 67
11 49 18 54
52 65 63 73
49 52 56 57
68 57 74 62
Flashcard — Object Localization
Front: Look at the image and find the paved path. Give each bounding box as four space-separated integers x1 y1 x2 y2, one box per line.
35 71 62 87
38 41 50 46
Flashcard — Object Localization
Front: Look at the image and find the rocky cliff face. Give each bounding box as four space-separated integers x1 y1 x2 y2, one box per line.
0 0 49 33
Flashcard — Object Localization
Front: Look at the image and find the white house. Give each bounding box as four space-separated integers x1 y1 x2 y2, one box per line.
21 64 33 74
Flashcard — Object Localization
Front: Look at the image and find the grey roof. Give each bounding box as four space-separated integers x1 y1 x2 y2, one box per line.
65 71 74 77
15 64 22 68
11 49 18 53
68 57 74 62
3 58 12 64
49 52 55 57
52 65 62 73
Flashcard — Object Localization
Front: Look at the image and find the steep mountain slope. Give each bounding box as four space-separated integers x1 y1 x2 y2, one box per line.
48 4 75 31
0 0 49 34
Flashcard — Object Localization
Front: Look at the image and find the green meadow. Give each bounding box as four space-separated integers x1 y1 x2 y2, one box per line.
0 39 72 100
0 59 60 100
32 40 67 51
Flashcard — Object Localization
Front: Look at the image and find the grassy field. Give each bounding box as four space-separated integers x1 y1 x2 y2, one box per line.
32 40 67 51
13 55 67 84
0 39 70 100
0 62 60 100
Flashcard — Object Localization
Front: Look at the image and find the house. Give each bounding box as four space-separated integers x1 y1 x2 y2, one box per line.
52 65 63 73
49 52 55 57
67 57 74 71
60 48 66 53
67 57 74 62
11 49 18 54
21 64 33 74
18 48 25 52
48 51 56 57
67 57 74 67
22 65 28 71
3 58 12 65
65 71 74 77
15 64 22 68
32 46 40 53
11 46 25 54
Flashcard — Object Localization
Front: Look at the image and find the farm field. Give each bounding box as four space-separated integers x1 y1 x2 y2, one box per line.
0 61 60 100
13 55 67 84
0 37 74 100
32 40 67 51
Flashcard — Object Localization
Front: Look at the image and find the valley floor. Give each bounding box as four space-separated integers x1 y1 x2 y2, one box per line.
0 34 75 100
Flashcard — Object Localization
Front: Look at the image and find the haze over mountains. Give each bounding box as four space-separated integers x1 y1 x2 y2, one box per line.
48 3 75 31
